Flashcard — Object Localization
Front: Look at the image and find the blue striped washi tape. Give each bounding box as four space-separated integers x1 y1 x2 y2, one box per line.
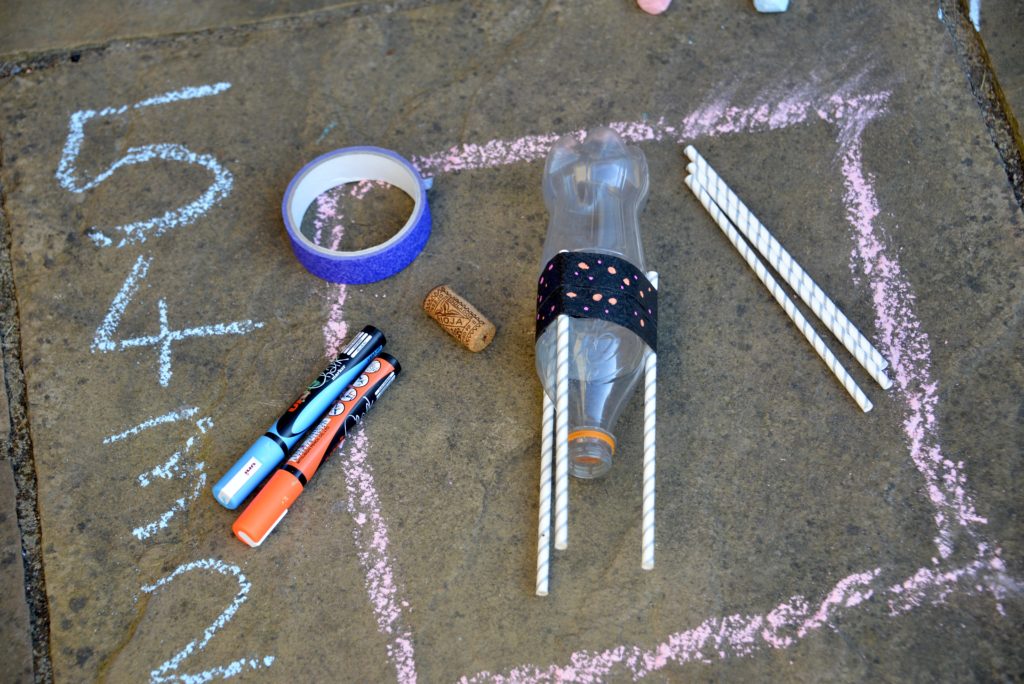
281 146 432 283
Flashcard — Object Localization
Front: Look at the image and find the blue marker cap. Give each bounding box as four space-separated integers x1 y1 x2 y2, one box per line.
213 434 288 510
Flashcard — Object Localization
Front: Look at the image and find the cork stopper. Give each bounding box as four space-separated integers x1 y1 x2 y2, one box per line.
423 285 496 352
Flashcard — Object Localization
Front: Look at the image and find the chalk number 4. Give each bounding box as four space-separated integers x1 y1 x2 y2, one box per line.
91 255 262 387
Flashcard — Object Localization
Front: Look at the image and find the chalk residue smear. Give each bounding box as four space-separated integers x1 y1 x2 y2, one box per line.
315 189 418 683
411 91 891 179
92 253 263 387
56 82 235 248
461 571 880 682
103 406 199 444
131 417 212 541
316 192 349 355
141 558 274 683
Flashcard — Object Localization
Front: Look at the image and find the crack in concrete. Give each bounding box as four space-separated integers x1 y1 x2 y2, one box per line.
940 0 1024 214
950 290 1024 379
95 590 153 682
0 147 53 681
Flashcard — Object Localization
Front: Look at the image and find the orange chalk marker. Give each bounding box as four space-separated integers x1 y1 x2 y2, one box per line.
233 353 401 547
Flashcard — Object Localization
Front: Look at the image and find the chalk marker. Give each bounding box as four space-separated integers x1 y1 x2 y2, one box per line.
212 325 385 509
233 353 401 546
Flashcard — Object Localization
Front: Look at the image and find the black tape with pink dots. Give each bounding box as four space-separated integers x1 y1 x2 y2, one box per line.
535 250 658 351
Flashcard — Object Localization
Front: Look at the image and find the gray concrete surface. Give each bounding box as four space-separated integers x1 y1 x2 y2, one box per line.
0 460 34 684
984 0 1024 132
0 0 355 58
0 1 1022 682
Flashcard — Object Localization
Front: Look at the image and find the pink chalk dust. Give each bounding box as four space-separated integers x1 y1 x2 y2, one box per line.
315 188 419 684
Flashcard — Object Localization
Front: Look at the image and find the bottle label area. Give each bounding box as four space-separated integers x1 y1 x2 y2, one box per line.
535 250 658 352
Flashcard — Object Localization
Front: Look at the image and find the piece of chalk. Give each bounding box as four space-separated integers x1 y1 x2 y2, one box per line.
753 0 789 12
423 285 497 352
637 0 672 15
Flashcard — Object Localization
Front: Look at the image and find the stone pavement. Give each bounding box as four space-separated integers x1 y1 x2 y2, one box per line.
1 1 1022 682
1 444 34 682
981 0 1023 130
0 0 347 58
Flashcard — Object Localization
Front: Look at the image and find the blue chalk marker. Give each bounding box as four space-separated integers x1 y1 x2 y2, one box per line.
212 325 385 509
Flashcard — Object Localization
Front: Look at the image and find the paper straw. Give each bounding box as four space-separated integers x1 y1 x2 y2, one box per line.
684 146 892 389
536 390 554 596
642 271 658 571
554 314 570 550
685 176 873 413
686 149 891 382
685 149 884 369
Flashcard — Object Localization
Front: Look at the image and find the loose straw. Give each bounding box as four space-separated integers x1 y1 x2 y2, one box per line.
554 314 570 550
642 271 658 571
536 390 554 596
685 146 891 389
685 176 874 412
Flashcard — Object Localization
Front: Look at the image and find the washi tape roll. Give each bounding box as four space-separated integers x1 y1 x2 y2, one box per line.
281 146 432 284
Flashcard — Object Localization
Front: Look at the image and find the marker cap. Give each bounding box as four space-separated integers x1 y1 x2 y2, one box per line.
214 435 285 510
232 471 304 547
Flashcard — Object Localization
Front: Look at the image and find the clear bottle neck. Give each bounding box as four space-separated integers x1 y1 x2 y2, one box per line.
540 203 646 270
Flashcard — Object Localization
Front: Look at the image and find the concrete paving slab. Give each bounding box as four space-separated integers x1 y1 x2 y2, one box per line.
0 1 1021 682
982 0 1024 128
0 460 34 684
0 0 360 58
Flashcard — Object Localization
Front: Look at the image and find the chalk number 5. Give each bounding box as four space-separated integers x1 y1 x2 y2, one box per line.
55 83 234 248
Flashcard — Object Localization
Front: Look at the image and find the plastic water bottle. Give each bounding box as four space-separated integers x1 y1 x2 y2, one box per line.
535 127 650 479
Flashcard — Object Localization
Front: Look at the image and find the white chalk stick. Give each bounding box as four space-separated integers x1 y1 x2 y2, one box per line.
754 0 789 12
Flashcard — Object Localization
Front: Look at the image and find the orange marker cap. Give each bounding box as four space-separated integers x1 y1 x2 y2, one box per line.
232 470 304 547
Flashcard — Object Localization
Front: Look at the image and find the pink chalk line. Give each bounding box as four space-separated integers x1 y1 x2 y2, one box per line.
340 429 417 684
317 81 1017 682
837 117 1015 616
411 89 890 177
461 570 881 683
316 191 350 356
315 189 418 684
